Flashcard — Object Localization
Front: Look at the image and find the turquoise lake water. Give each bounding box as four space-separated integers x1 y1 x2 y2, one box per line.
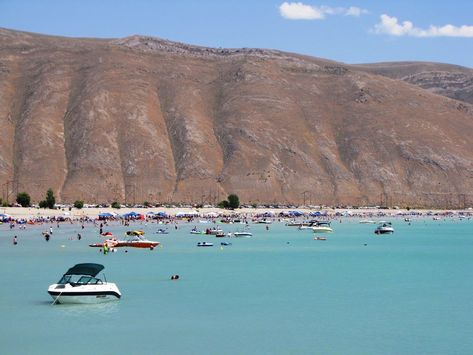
1 217 472 355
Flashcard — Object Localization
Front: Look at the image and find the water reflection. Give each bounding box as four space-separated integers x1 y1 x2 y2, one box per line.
48 300 120 317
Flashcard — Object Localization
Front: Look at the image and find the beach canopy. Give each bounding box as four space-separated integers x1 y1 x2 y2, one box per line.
309 211 325 217
0 213 11 221
98 212 116 217
122 211 143 218
288 210 304 216
204 211 219 218
176 211 199 217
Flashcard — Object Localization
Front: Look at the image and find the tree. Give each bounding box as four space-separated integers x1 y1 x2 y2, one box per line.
39 188 56 209
227 194 240 209
45 188 56 209
74 200 84 209
16 192 31 207
217 200 229 209
111 201 121 209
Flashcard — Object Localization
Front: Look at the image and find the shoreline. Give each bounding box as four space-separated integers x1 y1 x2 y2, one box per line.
1 206 472 220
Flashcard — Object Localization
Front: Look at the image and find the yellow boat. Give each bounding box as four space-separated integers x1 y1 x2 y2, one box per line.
126 230 145 236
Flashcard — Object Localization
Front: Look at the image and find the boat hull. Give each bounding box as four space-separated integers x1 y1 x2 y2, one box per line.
48 283 121 304
312 227 333 233
48 292 121 304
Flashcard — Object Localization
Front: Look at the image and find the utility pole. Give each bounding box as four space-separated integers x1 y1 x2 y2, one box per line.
301 191 309 206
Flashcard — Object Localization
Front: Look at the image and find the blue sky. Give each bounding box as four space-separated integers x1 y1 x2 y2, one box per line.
1 0 472 67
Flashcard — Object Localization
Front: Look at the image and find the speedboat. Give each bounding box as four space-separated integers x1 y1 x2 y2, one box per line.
89 233 160 249
126 230 145 236
206 228 224 235
48 263 121 304
197 242 213 247
190 229 206 235
314 236 327 241
233 231 253 237
311 221 333 233
119 233 160 248
374 222 394 234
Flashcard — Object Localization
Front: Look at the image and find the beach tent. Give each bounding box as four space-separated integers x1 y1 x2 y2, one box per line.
288 210 304 217
175 211 199 218
0 213 11 222
122 211 144 220
204 211 219 218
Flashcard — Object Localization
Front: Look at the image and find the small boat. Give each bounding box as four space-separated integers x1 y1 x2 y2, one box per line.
197 242 213 247
206 228 224 235
359 220 376 224
101 231 113 237
119 233 160 249
47 263 121 304
233 231 253 237
221 241 232 246
314 236 327 241
311 221 333 233
89 233 159 249
156 228 169 234
374 222 394 234
256 219 272 224
126 230 145 236
190 229 206 235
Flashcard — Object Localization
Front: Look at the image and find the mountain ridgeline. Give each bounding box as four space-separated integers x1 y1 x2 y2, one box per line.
1 28 473 208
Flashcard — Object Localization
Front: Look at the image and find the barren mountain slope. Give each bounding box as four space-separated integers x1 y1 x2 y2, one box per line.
1 29 473 207
354 62 473 104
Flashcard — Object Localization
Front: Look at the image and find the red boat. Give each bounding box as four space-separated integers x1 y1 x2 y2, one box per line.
89 233 160 249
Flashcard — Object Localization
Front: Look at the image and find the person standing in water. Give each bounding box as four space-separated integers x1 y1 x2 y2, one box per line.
13 236 18 245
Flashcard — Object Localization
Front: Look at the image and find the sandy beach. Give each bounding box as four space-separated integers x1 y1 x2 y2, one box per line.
1 205 471 220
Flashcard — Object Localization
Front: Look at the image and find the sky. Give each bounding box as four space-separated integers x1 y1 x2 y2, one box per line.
0 0 472 67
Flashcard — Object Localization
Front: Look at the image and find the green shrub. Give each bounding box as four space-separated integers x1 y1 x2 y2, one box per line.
16 192 31 207
74 200 84 209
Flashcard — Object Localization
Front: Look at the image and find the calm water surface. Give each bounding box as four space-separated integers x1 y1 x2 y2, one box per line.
1 217 472 354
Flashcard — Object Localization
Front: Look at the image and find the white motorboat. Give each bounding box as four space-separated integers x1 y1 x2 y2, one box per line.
233 231 253 237
48 263 121 304
206 228 224 235
374 222 394 234
311 221 333 233
197 242 213 247
359 220 376 224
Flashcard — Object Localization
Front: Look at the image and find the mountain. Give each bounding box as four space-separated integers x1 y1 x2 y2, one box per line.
1 28 472 208
353 62 473 105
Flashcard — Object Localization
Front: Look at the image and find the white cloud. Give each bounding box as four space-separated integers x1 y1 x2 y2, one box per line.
279 2 367 20
374 14 473 38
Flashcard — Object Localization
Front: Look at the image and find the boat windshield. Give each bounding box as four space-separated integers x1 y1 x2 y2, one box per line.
57 274 103 285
